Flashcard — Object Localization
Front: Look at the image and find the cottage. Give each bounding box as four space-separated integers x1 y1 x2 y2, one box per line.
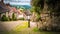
0 0 27 20
0 0 10 20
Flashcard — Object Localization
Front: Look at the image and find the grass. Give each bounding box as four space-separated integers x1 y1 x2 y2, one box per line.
32 27 60 34
0 30 60 34
33 27 39 32
12 21 28 32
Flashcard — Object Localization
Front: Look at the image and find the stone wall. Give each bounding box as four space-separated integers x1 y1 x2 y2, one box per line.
39 12 60 31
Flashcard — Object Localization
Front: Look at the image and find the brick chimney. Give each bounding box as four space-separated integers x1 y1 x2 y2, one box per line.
1 0 3 3
6 3 10 6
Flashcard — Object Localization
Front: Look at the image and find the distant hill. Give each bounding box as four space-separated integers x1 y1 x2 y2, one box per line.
11 5 31 9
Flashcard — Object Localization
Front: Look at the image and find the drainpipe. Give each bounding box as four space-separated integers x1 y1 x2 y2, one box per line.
0 13 1 21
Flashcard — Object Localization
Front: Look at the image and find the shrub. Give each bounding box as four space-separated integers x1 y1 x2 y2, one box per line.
36 14 41 21
18 18 25 20
8 17 12 21
1 15 9 21
12 13 17 21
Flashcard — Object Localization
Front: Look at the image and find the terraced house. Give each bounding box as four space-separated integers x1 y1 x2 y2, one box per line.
0 0 20 20
0 0 10 20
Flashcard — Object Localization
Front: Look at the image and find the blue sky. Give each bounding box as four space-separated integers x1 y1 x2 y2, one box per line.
4 0 31 6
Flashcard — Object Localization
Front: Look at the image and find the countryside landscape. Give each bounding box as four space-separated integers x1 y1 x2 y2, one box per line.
0 0 60 34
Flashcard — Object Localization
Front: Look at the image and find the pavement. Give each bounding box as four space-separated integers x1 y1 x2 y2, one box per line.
0 20 37 31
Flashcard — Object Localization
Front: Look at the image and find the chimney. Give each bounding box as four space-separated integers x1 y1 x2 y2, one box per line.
1 0 3 3
6 3 10 6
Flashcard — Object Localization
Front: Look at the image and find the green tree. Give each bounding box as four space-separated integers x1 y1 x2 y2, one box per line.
31 0 60 31
31 0 60 15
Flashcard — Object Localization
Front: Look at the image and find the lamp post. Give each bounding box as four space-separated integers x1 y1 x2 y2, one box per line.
24 10 31 28
27 15 30 28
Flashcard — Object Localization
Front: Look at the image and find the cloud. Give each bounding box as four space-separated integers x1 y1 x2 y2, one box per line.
4 0 31 5
10 2 30 5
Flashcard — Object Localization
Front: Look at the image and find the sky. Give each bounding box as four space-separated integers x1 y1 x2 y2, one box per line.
4 0 31 6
